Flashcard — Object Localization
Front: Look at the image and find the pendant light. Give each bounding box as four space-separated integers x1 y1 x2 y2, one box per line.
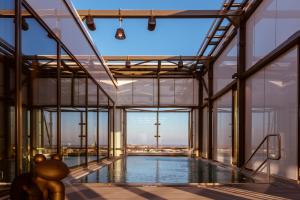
115 9 126 40
148 10 156 31
85 10 96 31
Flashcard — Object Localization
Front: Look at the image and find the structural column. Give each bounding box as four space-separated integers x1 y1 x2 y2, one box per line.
198 74 203 157
207 62 213 160
236 21 246 167
85 76 88 166
15 0 23 175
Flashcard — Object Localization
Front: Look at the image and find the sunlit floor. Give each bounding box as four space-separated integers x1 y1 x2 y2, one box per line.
65 183 300 200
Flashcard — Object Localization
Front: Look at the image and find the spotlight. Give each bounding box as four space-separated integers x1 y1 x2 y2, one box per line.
22 17 29 31
148 16 156 31
85 15 96 31
178 56 184 69
125 58 131 68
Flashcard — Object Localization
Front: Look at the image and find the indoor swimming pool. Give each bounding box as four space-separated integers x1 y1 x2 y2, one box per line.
80 156 252 184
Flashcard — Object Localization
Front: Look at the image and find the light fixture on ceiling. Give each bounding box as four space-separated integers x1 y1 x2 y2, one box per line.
85 11 96 31
178 56 184 69
148 10 156 31
29 55 39 70
125 56 131 68
22 17 29 31
115 10 126 40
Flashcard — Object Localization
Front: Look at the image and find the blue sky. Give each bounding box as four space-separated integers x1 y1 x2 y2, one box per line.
71 0 223 56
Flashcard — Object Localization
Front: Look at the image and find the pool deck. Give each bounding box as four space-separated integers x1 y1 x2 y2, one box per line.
2 182 300 200
64 183 300 200
2 158 300 200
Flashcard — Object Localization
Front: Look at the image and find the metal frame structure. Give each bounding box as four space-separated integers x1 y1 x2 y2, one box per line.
1 0 300 184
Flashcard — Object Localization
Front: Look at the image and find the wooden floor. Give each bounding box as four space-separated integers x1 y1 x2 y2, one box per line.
65 183 300 200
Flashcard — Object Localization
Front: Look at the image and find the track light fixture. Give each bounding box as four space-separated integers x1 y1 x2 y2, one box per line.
148 10 156 31
22 17 29 31
178 56 184 69
115 10 126 40
125 56 131 68
85 14 96 31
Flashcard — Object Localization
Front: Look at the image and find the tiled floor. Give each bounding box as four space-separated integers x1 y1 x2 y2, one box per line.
65 183 300 200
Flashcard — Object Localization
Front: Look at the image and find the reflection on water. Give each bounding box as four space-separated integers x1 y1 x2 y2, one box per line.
63 156 106 167
81 156 251 184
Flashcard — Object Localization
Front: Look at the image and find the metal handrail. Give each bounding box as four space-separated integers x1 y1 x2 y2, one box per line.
241 134 281 181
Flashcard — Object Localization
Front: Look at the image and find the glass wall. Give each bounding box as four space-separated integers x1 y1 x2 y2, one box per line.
245 47 298 180
117 78 198 107
0 0 112 183
213 92 232 165
127 112 157 152
159 112 189 149
61 111 84 167
213 36 237 94
99 109 109 159
25 0 118 101
246 0 300 69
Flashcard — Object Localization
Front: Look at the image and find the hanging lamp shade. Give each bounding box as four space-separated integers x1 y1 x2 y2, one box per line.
178 57 184 69
148 16 156 31
178 60 184 69
22 17 29 31
125 60 131 68
85 15 96 31
115 27 126 40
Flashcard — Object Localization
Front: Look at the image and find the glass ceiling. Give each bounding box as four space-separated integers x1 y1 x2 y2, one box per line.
71 0 225 56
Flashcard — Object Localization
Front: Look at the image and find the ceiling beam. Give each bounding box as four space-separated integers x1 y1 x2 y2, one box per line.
104 56 210 61
0 9 242 18
78 10 242 18
24 55 211 62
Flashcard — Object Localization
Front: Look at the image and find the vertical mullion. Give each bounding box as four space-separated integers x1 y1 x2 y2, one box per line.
107 99 110 158
208 62 213 160
297 43 300 181
113 105 115 157
96 87 99 162
85 76 88 166
56 42 61 155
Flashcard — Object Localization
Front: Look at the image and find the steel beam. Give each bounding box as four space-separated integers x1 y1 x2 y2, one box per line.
104 56 210 61
24 55 210 62
0 9 243 18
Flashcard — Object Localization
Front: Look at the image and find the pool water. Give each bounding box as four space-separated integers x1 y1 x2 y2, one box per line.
81 156 252 184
